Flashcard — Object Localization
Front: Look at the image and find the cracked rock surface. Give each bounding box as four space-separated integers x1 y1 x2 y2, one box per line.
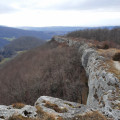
54 36 120 120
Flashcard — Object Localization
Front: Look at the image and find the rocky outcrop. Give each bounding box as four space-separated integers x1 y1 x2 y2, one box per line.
82 47 120 120
53 36 120 120
35 96 92 119
0 96 107 120
0 105 37 119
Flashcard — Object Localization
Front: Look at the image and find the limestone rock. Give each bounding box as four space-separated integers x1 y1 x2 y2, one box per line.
53 36 120 120
0 105 37 119
35 96 92 119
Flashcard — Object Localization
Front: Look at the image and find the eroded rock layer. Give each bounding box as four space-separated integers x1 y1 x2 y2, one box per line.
54 36 120 120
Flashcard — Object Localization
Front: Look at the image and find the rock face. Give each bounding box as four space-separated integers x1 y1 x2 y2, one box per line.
54 36 120 120
0 96 106 120
0 105 37 119
35 96 92 119
82 47 120 119
0 36 119 120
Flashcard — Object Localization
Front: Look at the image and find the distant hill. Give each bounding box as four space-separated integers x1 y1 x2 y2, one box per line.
4 36 44 51
0 38 10 48
0 36 45 57
0 26 67 41
18 26 120 31
0 26 119 48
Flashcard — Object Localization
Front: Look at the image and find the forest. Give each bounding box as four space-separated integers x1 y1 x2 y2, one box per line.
0 40 88 105
67 28 120 47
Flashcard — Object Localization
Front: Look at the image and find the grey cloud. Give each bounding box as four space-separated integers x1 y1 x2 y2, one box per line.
49 0 120 11
0 1 20 14
0 0 120 13
0 5 17 14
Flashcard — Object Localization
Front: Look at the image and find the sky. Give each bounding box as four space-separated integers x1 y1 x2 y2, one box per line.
0 0 120 27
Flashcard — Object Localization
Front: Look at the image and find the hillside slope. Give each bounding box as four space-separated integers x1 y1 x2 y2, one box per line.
0 36 45 58
4 36 44 51
0 40 88 105
0 26 67 41
0 38 10 48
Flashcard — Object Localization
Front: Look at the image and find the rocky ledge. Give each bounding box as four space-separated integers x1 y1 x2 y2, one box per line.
53 36 120 120
0 96 107 120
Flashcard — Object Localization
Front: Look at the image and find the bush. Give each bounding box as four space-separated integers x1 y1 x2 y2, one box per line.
113 53 120 61
102 44 109 49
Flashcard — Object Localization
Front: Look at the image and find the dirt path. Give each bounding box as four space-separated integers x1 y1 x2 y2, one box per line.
114 61 120 71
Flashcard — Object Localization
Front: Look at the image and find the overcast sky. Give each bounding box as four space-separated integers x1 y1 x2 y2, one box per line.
0 0 120 27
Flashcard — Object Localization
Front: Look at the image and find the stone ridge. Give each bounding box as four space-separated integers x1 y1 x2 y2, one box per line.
53 36 120 120
0 96 106 120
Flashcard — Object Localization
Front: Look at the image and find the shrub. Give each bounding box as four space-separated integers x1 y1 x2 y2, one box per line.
102 44 109 49
113 53 120 61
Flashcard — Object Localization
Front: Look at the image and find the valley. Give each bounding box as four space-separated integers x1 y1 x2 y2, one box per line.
0 27 119 120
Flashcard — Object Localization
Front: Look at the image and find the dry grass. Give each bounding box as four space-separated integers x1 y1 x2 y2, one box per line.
72 111 108 120
44 101 68 113
97 48 120 80
12 103 25 109
8 115 39 120
97 48 120 60
8 109 109 120
36 106 63 120
106 60 120 80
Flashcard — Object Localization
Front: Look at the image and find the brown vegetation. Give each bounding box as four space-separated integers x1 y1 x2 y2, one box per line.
44 101 67 113
113 52 120 61
12 103 25 109
66 28 120 48
97 48 120 80
0 40 88 105
36 106 63 120
97 48 120 59
72 111 108 120
8 115 38 120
